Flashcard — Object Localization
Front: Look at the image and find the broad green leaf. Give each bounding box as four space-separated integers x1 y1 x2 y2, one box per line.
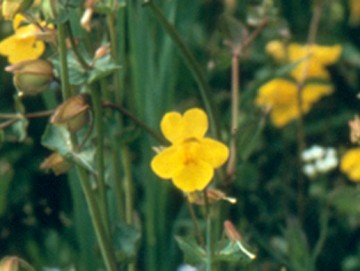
175 235 206 265
41 124 96 173
8 118 28 142
113 222 141 263
88 55 120 84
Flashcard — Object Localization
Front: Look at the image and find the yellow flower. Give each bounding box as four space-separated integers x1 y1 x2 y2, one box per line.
151 108 229 192
266 40 342 82
340 148 360 182
0 14 46 64
255 79 333 127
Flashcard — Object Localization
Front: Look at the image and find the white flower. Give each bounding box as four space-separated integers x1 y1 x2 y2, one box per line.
302 145 338 177
301 145 325 162
177 264 198 271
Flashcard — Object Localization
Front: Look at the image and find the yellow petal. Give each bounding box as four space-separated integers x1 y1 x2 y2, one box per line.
13 14 27 30
198 138 229 168
0 25 44 64
183 108 208 140
311 44 342 66
302 83 333 105
160 108 208 144
291 61 330 82
173 160 214 192
160 112 183 144
340 148 360 182
266 40 287 62
151 145 183 179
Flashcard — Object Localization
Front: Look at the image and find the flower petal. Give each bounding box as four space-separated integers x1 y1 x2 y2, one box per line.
183 108 208 140
198 138 229 168
172 160 214 192
160 108 209 144
151 145 183 179
160 112 183 144
0 25 45 64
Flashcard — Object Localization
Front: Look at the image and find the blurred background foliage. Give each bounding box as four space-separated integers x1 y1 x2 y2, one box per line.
0 0 360 270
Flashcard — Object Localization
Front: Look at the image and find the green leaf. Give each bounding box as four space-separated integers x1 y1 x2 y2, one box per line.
41 124 96 173
237 114 265 161
328 185 360 215
215 241 250 263
284 218 315 271
88 55 120 84
8 118 29 142
113 222 141 263
175 235 206 265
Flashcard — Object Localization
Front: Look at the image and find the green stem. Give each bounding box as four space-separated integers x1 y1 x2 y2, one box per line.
203 190 213 271
58 22 116 270
186 200 205 247
57 23 71 99
144 0 220 139
91 86 110 235
102 101 166 144
226 49 240 179
65 21 92 70
107 8 136 271
122 147 134 225
76 167 117 271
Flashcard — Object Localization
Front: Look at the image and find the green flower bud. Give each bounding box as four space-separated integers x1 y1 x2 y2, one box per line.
2 0 34 20
51 95 90 133
5 59 53 96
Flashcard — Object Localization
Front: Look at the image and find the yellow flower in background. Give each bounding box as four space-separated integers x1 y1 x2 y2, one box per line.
255 78 333 127
151 108 229 192
340 148 360 182
266 40 342 82
0 14 46 64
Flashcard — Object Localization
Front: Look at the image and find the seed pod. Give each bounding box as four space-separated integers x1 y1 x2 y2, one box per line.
40 152 72 175
5 59 53 96
51 95 90 133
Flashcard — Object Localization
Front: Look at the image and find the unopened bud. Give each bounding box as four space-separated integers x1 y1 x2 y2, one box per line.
94 45 110 59
40 152 72 175
2 0 34 20
5 59 53 96
81 8 94 32
349 115 360 144
51 95 90 133
224 220 256 260
0 256 34 271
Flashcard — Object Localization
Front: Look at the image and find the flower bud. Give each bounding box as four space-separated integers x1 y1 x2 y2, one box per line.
349 115 360 144
224 220 256 260
5 59 53 96
51 95 90 133
40 152 72 175
0 256 34 271
2 0 34 20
